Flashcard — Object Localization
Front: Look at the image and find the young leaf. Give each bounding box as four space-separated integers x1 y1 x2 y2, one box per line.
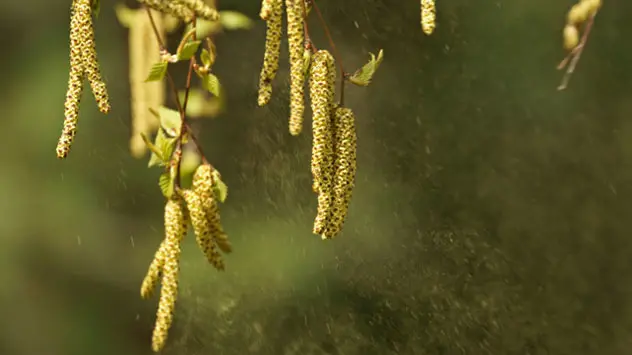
211 170 228 203
200 49 212 68
145 61 168 82
201 73 221 97
348 49 384 87
177 40 202 61
158 106 182 137
218 11 253 30
141 133 164 163
147 129 177 168
158 171 175 198
302 49 312 77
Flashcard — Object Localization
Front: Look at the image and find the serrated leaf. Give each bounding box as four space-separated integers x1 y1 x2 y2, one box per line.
158 171 175 198
200 49 211 68
145 61 168 82
348 49 384 87
302 49 312 77
158 106 182 137
147 129 177 168
212 170 228 203
177 40 202 61
201 73 221 97
218 11 253 30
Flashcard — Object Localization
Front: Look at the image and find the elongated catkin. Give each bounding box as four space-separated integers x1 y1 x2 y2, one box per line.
182 189 225 270
192 165 232 254
258 0 283 107
285 0 306 135
420 0 436 35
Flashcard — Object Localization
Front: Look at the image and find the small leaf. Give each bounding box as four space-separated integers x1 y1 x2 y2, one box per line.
177 40 202 61
218 11 254 30
348 49 384 87
145 61 168 82
212 170 228 203
158 106 182 137
114 4 136 28
141 133 164 163
147 129 177 168
200 49 211 68
201 73 221 97
158 171 175 198
302 49 312 77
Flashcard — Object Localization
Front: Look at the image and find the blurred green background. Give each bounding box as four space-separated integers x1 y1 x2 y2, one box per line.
2 0 632 354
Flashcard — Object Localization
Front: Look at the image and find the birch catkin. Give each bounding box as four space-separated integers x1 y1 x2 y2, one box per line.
322 106 357 239
140 240 166 300
420 0 436 35
192 164 232 254
182 189 225 271
285 0 306 135
151 198 188 352
257 0 283 107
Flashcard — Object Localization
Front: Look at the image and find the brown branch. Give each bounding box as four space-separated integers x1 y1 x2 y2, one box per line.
300 0 317 52
557 13 596 91
311 0 345 105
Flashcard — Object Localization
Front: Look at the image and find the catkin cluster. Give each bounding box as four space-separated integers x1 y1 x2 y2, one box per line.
420 0 436 35
308 50 357 240
257 0 308 136
140 164 231 352
563 0 602 50
127 9 169 158
137 0 219 22
56 0 110 159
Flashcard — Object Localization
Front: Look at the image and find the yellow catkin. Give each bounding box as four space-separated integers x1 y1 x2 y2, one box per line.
192 164 232 254
56 1 87 159
420 0 436 35
257 0 283 107
178 0 220 21
140 240 166 300
285 0 306 135
322 106 357 240
138 0 195 22
309 50 337 236
181 189 225 270
75 0 110 114
260 0 274 20
152 198 188 352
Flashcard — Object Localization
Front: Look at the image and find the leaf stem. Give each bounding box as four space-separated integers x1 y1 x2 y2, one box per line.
311 1 345 105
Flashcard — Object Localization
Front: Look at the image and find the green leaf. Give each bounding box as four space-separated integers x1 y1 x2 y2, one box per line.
158 106 182 137
218 11 254 30
145 61 168 82
177 40 202 61
147 129 177 168
141 132 164 162
348 49 384 87
200 49 211 68
212 170 228 203
201 73 221 97
158 171 176 198
302 49 312 77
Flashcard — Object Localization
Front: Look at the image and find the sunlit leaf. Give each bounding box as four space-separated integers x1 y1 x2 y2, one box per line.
147 129 177 168
201 73 221 97
141 133 164 165
158 106 182 137
200 49 211 68
302 49 312 77
212 170 228 203
114 4 135 28
158 170 176 198
177 40 202 61
145 61 168 82
218 11 253 30
348 49 384 87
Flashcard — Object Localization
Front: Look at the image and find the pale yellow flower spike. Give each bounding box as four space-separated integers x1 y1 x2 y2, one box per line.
285 0 306 136
151 198 188 353
182 189 225 271
178 0 220 21
192 164 232 254
420 0 436 35
322 106 357 240
260 0 275 20
138 0 195 22
140 240 166 300
75 0 110 114
257 0 283 107
56 2 86 159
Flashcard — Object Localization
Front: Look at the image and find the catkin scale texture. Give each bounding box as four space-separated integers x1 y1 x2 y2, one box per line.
151 199 188 352
285 0 306 135
260 0 274 20
138 0 195 22
182 189 225 270
193 165 232 254
322 107 357 239
258 0 283 107
179 0 220 20
140 240 166 299
420 0 436 35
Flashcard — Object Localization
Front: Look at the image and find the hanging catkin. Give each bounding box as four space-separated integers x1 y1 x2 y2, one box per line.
140 240 166 299
182 189 225 271
285 0 306 135
56 2 86 159
322 106 357 239
420 0 436 35
151 198 188 352
192 164 232 254
138 0 195 22
257 0 283 107
309 50 336 236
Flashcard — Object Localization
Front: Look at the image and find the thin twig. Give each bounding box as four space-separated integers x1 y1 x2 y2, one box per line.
300 0 316 52
311 0 345 105
557 13 596 91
